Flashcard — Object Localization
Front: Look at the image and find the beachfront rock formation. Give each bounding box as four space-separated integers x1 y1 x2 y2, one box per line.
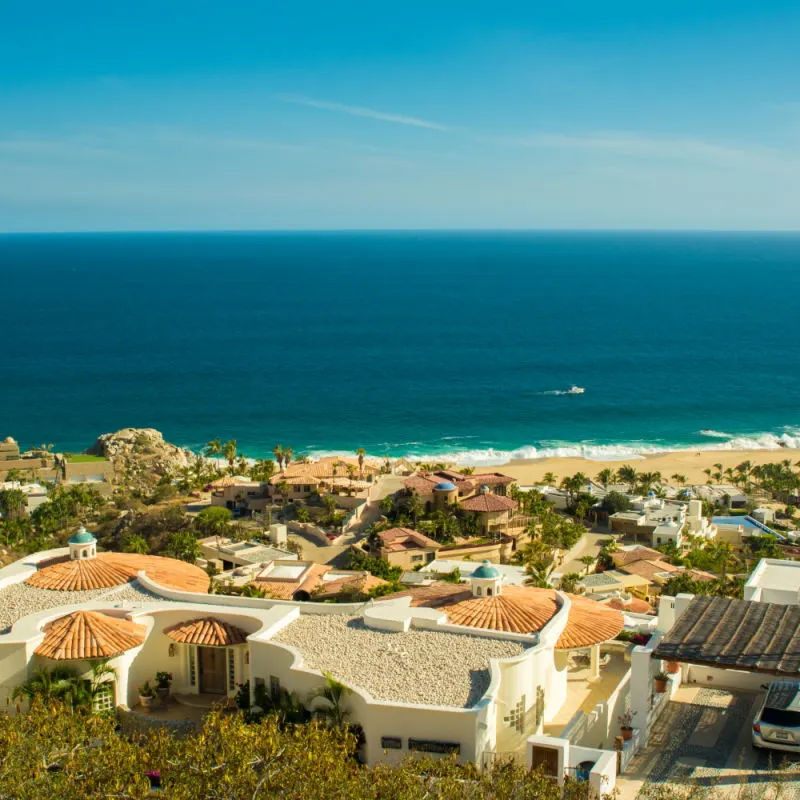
86 427 193 479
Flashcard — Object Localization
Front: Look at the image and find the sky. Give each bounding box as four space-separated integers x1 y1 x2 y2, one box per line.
1 1 800 231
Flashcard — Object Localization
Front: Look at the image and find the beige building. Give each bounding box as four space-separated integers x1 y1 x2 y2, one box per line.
372 527 441 569
268 455 381 500
209 476 270 514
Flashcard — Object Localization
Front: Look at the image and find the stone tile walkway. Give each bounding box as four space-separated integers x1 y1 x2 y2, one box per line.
618 686 800 799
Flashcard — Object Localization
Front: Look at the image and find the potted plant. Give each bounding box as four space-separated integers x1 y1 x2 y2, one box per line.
654 671 668 693
666 660 681 675
155 672 172 708
618 710 637 741
138 681 156 712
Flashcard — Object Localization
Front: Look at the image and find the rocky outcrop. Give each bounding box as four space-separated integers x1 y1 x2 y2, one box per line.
86 428 194 479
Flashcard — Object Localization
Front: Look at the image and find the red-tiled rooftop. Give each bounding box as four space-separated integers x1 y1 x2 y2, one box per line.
610 547 663 567
459 493 516 513
164 617 249 647
26 552 210 593
379 583 623 649
35 610 146 661
378 527 439 551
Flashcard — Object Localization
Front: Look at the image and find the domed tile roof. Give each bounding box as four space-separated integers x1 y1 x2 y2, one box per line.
35 610 146 660
379 584 623 649
164 617 248 647
472 560 501 579
26 552 210 593
434 481 457 491
68 526 96 545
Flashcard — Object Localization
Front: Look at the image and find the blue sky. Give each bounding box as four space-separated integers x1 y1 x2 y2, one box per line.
2 1 800 231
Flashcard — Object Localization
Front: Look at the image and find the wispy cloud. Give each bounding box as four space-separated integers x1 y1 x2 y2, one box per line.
507 132 749 162
275 93 448 131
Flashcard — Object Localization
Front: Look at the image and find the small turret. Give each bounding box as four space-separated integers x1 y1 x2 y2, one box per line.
470 560 502 598
68 525 97 561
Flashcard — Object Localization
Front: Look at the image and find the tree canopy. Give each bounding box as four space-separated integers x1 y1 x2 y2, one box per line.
0 701 587 799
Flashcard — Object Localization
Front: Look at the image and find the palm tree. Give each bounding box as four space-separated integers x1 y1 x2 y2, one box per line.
356 448 366 478
559 572 582 593
13 666 77 704
222 440 237 474
543 472 557 486
345 464 357 495
406 492 424 525
671 473 687 486
204 440 222 458
272 445 284 471
312 673 351 728
617 465 638 491
580 554 595 575
596 468 615 488
284 447 294 470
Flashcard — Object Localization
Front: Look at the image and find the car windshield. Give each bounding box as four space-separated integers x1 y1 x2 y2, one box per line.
761 707 800 727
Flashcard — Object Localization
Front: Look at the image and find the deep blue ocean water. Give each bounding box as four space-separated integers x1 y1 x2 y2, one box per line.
1 231 799 464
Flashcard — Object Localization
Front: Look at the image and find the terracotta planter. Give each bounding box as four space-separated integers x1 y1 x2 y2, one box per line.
157 687 170 708
654 678 668 693
666 661 680 675
139 695 155 712
621 727 633 741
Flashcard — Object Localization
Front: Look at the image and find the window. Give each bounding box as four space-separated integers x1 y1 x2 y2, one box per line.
487 588 493 597
228 648 236 692
381 737 402 750
270 676 280 695
189 647 197 686
411 555 423 563
476 587 482 596
408 739 460 755
93 682 115 712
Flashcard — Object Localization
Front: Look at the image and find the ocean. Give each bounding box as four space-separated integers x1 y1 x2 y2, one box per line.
1 231 799 465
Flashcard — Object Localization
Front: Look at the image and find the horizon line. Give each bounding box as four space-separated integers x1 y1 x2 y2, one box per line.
2 227 800 236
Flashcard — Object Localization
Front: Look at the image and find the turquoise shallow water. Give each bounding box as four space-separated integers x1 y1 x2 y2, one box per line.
1 231 799 464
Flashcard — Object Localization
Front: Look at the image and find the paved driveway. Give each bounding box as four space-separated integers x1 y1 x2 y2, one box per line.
619 686 800 799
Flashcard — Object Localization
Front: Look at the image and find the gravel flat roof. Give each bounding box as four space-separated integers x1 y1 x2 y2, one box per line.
0 581 165 633
272 614 526 708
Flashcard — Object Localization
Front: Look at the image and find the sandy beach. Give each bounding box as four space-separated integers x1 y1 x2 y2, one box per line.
468 448 800 488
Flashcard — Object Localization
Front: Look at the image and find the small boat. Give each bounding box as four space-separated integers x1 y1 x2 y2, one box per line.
567 385 585 395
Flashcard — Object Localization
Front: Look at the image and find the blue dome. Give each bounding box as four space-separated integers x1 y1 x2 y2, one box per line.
472 560 501 579
648 491 656 497
68 526 96 545
480 484 490 491
434 481 457 491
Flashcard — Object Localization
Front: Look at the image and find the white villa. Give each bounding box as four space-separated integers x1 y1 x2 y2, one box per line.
0 532 632 789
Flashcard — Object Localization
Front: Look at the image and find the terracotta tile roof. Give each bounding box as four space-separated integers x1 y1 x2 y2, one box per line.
273 457 380 483
471 473 514 486
26 553 210 593
210 476 241 488
314 572 388 598
403 474 442 493
686 569 718 583
35 610 146 660
459 493 516 513
618 559 679 582
603 596 655 615
610 548 663 567
378 527 440 551
379 584 623 649
164 616 248 647
255 562 331 600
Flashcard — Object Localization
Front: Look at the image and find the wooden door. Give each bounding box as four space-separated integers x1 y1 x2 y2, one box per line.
199 647 226 694
529 745 560 777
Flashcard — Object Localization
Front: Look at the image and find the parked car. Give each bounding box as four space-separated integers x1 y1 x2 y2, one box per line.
752 681 800 752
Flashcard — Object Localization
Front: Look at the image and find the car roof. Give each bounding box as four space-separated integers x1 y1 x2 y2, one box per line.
765 681 800 712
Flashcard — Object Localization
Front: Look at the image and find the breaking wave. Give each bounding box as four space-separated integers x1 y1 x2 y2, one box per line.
327 428 800 467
